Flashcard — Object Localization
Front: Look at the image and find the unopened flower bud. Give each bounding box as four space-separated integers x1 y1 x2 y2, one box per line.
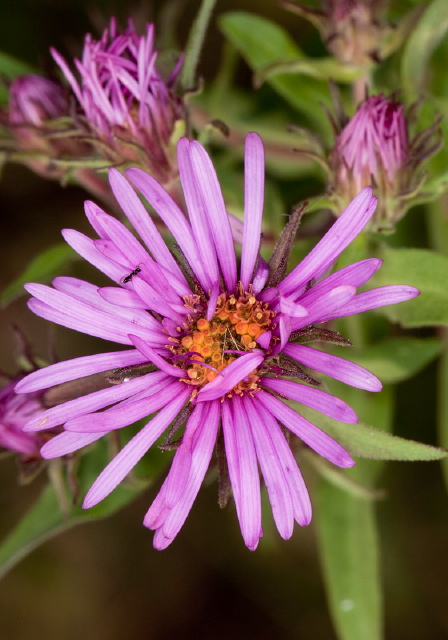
328 94 442 229
51 18 186 183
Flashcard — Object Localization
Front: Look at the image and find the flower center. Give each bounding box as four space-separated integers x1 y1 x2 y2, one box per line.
172 291 275 391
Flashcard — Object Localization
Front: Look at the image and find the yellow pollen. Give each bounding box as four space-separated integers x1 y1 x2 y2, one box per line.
176 291 275 396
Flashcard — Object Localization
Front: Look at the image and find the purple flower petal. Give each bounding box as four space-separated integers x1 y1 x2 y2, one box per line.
41 431 104 458
15 349 147 393
318 285 420 322
240 133 264 290
126 168 203 284
83 386 190 508
197 352 264 402
128 334 183 377
252 397 312 525
279 188 377 297
108 169 188 285
257 391 355 468
177 138 220 291
291 284 356 330
148 401 220 549
26 289 160 347
65 379 183 433
284 343 382 391
222 397 262 550
244 396 294 539
189 141 237 292
24 371 170 432
261 377 358 423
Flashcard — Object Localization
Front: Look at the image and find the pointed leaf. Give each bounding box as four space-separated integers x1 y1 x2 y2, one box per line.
371 247 448 327
291 399 447 461
315 480 383 640
255 57 364 87
219 12 330 131
1 243 77 306
401 0 448 95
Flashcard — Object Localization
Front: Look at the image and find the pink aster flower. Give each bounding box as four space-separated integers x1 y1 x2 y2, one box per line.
51 18 184 182
16 133 418 550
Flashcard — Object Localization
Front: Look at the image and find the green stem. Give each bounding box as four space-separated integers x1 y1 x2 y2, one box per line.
180 0 218 91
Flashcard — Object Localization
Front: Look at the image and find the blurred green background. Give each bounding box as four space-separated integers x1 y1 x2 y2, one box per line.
0 1 447 638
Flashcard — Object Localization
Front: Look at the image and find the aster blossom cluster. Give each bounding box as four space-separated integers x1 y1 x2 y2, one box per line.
16 133 418 550
51 18 185 182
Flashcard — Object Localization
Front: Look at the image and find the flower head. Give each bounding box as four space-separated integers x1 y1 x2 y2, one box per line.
329 94 442 229
282 0 388 67
0 74 82 179
0 377 44 457
8 74 68 128
16 133 418 550
51 18 185 182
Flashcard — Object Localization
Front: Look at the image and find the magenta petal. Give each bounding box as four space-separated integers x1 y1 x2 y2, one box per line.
24 371 169 432
177 138 220 291
284 343 382 391
41 431 103 458
261 377 358 423
65 379 182 432
161 402 219 533
62 228 124 283
83 386 190 508
244 396 294 539
128 334 182 377
189 141 238 292
279 187 377 297
126 168 202 283
240 133 264 290
144 401 219 544
108 169 187 285
197 352 264 402
291 284 356 330
257 391 355 468
319 285 420 321
252 397 312 526
297 258 383 306
222 397 262 550
15 349 147 393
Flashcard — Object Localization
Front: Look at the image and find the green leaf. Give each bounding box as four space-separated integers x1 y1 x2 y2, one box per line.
371 247 448 327
0 434 153 576
293 398 447 461
1 243 77 306
341 337 443 384
219 12 330 132
0 478 144 580
254 57 364 87
401 0 448 95
336 421 446 461
303 451 385 500
315 480 383 640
